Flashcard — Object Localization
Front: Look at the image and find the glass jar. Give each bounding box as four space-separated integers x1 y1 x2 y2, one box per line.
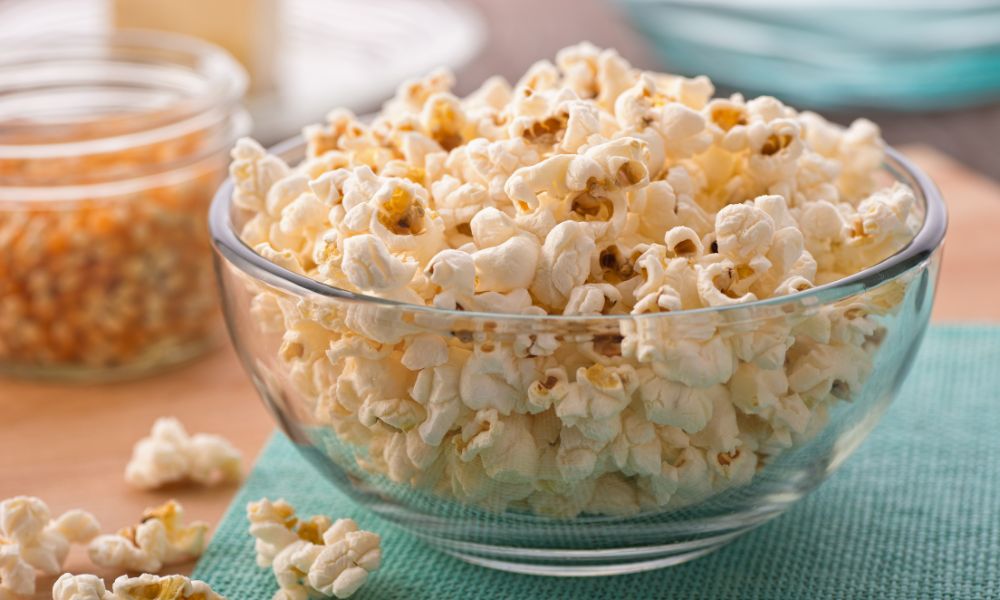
0 31 250 380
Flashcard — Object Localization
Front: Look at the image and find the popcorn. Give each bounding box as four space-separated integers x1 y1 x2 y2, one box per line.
0 496 99 596
459 345 530 415
53 573 112 600
667 333 738 387
638 370 716 433
556 42 633 109
696 260 758 307
232 138 293 213
308 520 382 599
457 410 539 483
530 221 597 309
557 364 637 442
526 368 571 413
714 203 775 264
586 474 640 517
410 359 464 446
88 500 207 573
232 43 920 519
564 283 621 316
53 573 226 600
116 574 225 600
401 334 450 371
341 234 418 292
0 544 35 599
472 235 540 292
425 248 476 303
247 499 380 600
609 410 662 476
125 418 243 489
842 183 919 270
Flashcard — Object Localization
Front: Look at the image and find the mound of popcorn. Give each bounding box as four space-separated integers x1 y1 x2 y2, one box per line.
124 417 243 490
230 43 920 517
0 496 100 598
247 499 382 600
53 573 225 600
88 500 208 573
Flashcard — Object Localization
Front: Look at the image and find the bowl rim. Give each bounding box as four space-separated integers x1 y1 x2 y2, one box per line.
209 138 947 322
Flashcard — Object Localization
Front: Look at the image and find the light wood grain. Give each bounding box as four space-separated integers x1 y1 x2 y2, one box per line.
0 147 997 597
905 146 1000 322
0 346 271 591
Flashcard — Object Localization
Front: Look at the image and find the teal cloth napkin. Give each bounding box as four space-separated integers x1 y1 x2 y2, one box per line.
193 325 1000 599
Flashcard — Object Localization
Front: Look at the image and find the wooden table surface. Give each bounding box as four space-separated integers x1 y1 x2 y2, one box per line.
1 146 998 596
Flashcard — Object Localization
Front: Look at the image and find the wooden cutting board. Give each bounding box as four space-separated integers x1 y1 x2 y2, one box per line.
0 146 997 596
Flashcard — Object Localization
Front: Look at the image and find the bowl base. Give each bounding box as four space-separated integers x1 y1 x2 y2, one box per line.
423 528 754 577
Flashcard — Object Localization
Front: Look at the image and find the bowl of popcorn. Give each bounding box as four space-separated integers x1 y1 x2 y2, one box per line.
210 43 946 575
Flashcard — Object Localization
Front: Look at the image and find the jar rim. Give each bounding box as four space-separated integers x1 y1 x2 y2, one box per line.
0 29 248 161
0 109 250 202
210 139 948 322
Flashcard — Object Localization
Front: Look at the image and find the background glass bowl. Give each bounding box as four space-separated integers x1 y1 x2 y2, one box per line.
211 139 945 576
614 0 1000 110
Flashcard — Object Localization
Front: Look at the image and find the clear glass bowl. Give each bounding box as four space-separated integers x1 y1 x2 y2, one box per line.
210 139 946 576
0 31 250 380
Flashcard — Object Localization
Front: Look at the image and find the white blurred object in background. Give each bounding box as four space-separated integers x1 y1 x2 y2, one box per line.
0 0 485 142
113 0 280 93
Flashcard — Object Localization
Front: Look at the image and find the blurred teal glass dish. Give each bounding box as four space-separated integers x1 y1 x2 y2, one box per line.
615 0 1000 109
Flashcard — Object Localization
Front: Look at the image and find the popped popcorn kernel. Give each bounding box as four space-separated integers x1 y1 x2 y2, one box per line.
88 500 208 573
0 496 100 598
53 573 113 600
54 573 225 600
125 417 243 489
247 499 380 599
111 574 225 600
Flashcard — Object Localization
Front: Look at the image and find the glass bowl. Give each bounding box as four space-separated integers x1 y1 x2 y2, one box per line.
0 31 249 380
210 138 945 576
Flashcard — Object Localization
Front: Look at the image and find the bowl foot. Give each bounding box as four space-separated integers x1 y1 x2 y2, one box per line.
425 530 748 577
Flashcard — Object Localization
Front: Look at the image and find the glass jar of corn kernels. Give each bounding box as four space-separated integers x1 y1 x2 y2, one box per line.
0 31 249 380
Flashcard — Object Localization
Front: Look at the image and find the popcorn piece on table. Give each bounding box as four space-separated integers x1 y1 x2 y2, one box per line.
53 573 225 600
52 573 113 600
88 500 208 573
0 543 36 599
247 499 381 600
0 496 100 597
125 417 243 489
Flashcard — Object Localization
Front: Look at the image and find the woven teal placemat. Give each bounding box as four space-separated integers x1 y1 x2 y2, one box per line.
194 325 1000 599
